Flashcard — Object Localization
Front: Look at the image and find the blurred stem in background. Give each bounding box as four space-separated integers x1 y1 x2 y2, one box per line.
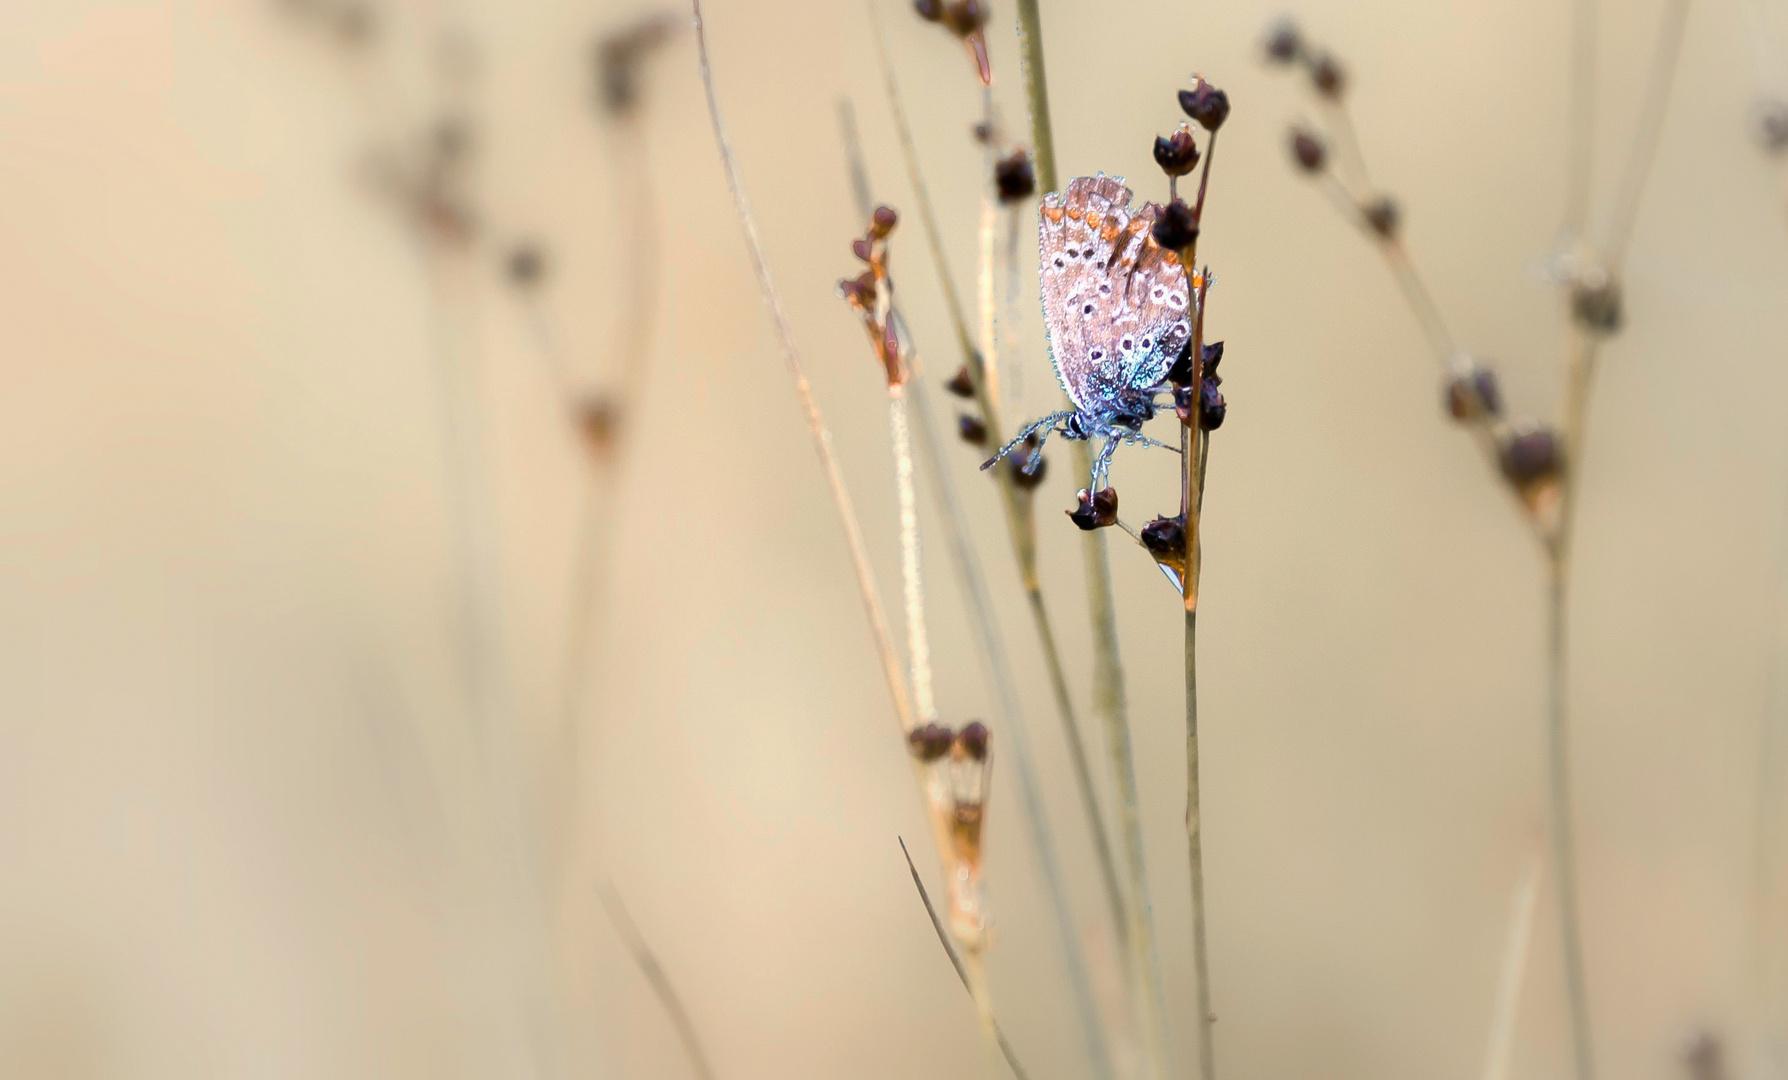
1014 2 1171 1076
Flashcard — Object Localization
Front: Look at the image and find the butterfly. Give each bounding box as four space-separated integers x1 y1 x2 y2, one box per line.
983 174 1193 490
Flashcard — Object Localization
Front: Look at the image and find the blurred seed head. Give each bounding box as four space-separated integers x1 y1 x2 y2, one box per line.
1683 1033 1725 1080
1263 18 1302 63
945 366 977 399
1141 514 1189 579
958 413 988 445
1068 487 1119 530
1444 363 1502 422
955 721 990 761
1307 52 1345 97
595 12 678 119
1155 124 1201 179
995 150 1037 204
1756 98 1788 153
907 722 955 762
506 243 546 289
1178 75 1231 132
579 395 622 460
1290 125 1327 172
1362 195 1400 239
1499 427 1563 488
1569 267 1623 334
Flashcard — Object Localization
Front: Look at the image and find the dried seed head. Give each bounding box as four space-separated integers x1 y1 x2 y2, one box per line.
506 243 546 288
1141 515 1189 579
995 150 1037 203
1570 268 1622 334
944 366 977 399
594 13 677 118
333 1 376 46
1290 126 1327 172
1758 99 1788 153
1499 428 1563 488
907 722 954 762
871 204 899 237
1068 487 1119 530
914 0 944 20
1683 1033 1724 1080
1154 124 1201 178
1151 198 1199 251
955 721 990 760
958 413 988 445
1362 195 1400 239
579 395 621 459
1200 380 1227 431
1263 18 1302 63
941 0 987 36
1178 76 1231 132
1444 364 1502 422
1308 52 1345 97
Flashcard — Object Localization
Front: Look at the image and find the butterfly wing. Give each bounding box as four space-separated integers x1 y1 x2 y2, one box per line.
1040 176 1193 416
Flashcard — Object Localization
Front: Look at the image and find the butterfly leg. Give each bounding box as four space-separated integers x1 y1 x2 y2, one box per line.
980 410 1074 473
1089 435 1122 490
1125 432 1183 454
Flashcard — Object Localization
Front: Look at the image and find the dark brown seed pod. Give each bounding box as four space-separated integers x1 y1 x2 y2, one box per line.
1154 125 1201 178
1570 269 1622 334
907 722 955 762
1290 126 1326 172
995 150 1036 203
1308 52 1345 97
958 413 988 445
1444 365 1502 422
955 721 990 760
1067 487 1118 530
871 205 899 237
1199 381 1227 431
945 366 977 399
1758 99 1788 153
1141 514 1188 559
1178 76 1231 132
506 243 546 288
1499 428 1563 488
1362 195 1399 239
1151 199 1198 251
914 0 944 21
1263 19 1301 62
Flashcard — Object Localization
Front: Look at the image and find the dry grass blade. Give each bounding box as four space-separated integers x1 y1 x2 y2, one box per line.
898 839 1033 1080
601 885 720 1080
1481 849 1544 1080
1602 0 1693 265
691 0 914 734
865 0 1130 958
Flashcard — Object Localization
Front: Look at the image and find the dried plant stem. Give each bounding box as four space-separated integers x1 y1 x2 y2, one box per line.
890 388 938 721
866 0 1129 954
1601 0 1692 266
900 839 1032 1080
836 100 1113 1077
1181 269 1217 1080
1481 849 1544 1080
1565 0 1598 240
1014 1 1167 1070
693 0 914 739
601 886 719 1080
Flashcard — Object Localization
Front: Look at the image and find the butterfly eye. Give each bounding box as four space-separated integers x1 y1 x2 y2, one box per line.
1083 304 1094 314
1067 248 1079 258
1099 284 1111 294
1122 338 1133 349
1053 258 1065 268
1142 339 1151 348
1091 350 1102 360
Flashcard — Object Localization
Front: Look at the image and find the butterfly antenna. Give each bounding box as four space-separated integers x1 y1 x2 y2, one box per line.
980 411 1072 471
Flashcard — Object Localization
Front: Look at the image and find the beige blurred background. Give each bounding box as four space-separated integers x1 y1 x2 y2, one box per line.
3 0 1788 1077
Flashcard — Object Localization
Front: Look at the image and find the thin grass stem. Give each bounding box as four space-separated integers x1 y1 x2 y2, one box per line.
1601 0 1693 266
1011 2 1167 1070
601 886 720 1080
1480 848 1544 1080
900 839 1033 1080
891 387 937 721
1565 0 1598 241
838 100 1115 1080
866 0 1130 956
692 0 914 735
